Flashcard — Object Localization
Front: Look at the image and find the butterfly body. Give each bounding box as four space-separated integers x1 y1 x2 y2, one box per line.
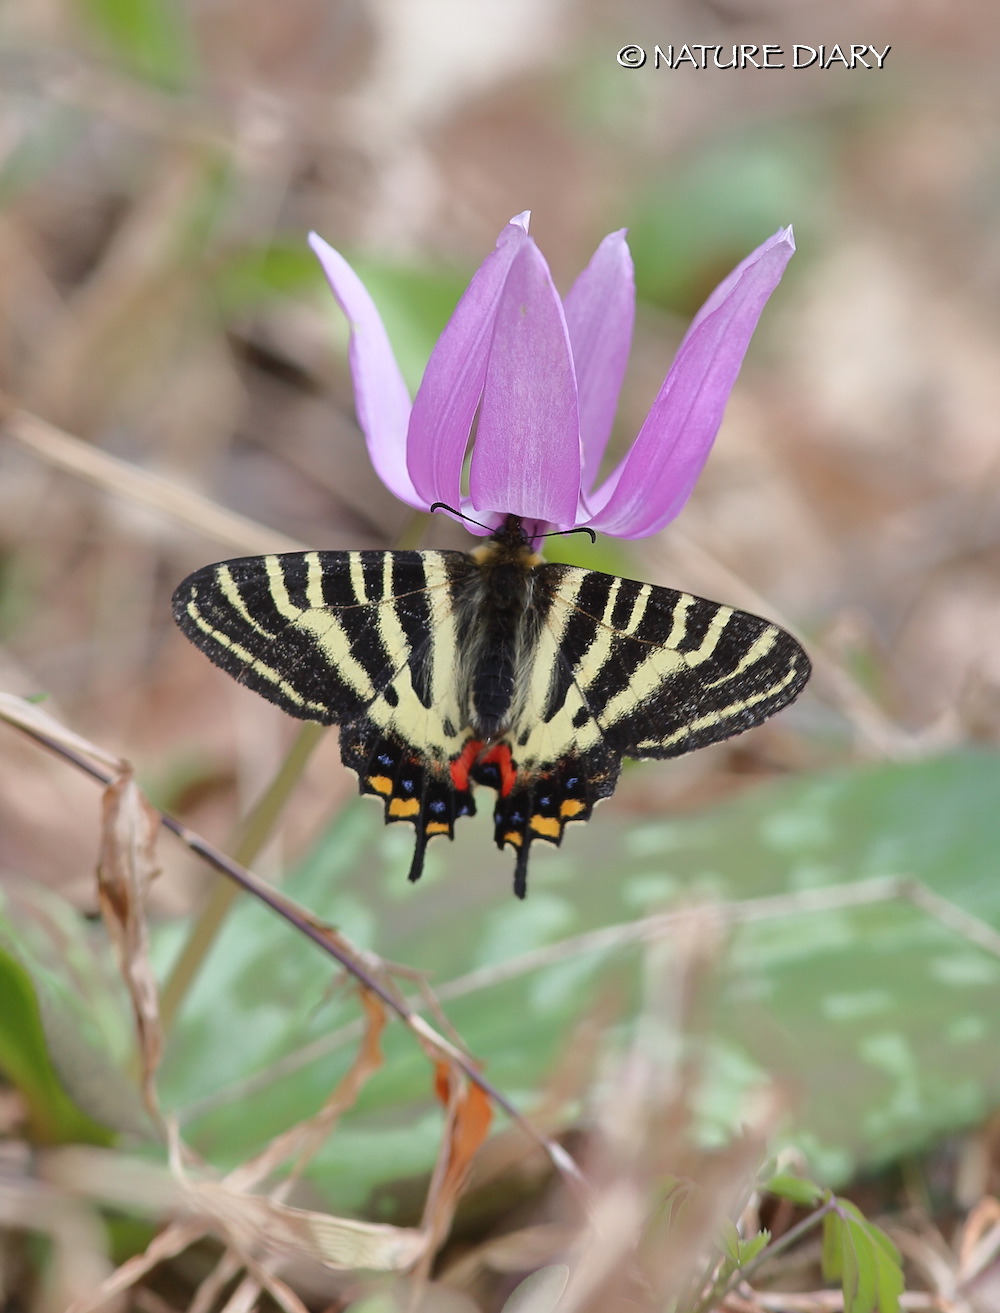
173 515 810 897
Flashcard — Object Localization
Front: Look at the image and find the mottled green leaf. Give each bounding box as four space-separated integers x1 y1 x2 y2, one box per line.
156 750 1000 1210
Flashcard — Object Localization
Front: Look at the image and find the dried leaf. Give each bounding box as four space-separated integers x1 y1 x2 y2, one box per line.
96 768 163 1119
420 1063 493 1264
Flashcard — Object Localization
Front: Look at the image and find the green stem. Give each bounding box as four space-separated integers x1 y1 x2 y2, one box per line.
159 720 326 1031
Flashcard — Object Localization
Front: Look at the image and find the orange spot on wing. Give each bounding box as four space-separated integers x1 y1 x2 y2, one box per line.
530 815 561 838
367 775 393 795
503 831 523 847
389 797 420 818
560 798 586 818
425 821 450 835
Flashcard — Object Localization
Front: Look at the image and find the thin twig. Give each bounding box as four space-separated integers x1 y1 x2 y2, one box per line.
0 401 305 556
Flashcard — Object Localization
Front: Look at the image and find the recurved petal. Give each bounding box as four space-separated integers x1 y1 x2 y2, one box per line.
469 239 582 529
563 229 635 491
308 232 419 506
406 216 530 511
585 227 795 538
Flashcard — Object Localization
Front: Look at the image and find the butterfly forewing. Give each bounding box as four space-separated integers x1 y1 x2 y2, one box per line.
530 565 809 760
174 549 456 723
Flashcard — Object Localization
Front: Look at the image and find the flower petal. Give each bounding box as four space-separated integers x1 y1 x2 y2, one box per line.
586 226 794 538
563 229 635 491
469 239 582 529
406 217 531 511
308 232 419 506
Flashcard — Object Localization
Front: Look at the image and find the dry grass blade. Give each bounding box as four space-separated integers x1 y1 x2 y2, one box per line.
96 768 164 1123
0 691 124 772
539 912 781 1313
663 529 909 758
0 402 306 554
47 1142 428 1306
0 1175 117 1313
225 988 387 1197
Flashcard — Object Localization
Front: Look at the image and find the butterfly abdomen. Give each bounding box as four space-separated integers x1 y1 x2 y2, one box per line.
460 528 544 740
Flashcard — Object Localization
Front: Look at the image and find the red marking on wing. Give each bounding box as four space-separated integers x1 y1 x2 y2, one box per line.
450 739 483 792
478 742 516 796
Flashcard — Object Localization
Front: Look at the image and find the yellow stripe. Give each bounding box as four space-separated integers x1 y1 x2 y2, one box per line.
681 604 734 666
349 552 369 605
217 564 275 639
184 599 326 714
635 663 802 751
305 552 326 608
703 627 777 688
264 556 302 621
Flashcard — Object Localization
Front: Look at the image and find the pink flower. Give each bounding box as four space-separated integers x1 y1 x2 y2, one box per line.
309 214 793 542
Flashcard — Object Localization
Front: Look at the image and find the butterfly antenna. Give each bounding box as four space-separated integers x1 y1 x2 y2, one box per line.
429 502 495 533
431 503 597 545
540 525 596 544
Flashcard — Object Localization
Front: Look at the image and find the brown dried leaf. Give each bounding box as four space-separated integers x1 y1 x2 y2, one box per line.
419 1062 494 1266
96 768 163 1119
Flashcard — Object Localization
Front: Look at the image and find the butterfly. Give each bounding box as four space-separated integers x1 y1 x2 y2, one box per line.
172 513 810 897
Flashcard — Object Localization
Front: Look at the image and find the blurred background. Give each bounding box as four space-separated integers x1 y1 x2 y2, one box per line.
3 0 1000 1290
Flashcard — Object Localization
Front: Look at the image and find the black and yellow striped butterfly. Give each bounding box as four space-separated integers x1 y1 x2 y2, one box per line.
173 514 809 897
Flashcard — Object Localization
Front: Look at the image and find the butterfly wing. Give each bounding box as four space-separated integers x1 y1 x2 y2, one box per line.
489 566 811 894
172 549 482 877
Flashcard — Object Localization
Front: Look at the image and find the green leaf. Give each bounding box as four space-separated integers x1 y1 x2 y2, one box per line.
764 1173 826 1208
75 0 197 89
822 1200 903 1313
0 883 144 1142
720 1218 771 1268
736 1231 771 1265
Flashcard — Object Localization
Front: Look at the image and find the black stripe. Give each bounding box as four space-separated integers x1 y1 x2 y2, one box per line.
609 576 644 630
674 597 720 653
279 554 310 610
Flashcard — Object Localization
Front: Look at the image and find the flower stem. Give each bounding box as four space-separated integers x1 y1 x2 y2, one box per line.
159 720 326 1031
